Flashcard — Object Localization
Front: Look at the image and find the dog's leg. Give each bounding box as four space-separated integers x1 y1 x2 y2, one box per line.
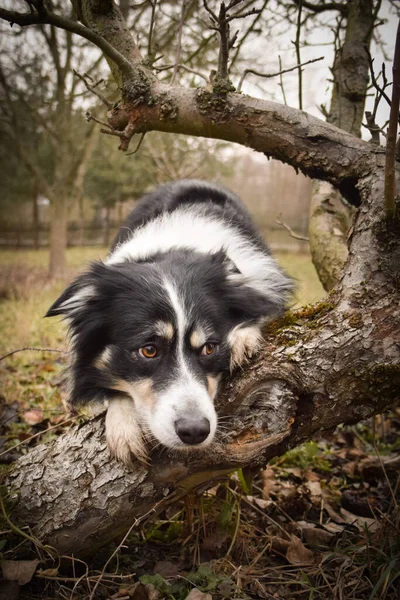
105 397 147 465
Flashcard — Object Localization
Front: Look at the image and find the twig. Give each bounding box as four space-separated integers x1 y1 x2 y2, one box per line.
384 18 400 218
73 70 112 109
204 0 258 83
147 0 157 61
237 56 323 93
85 111 113 130
125 132 146 155
366 48 393 111
155 63 208 82
275 216 309 241
171 1 187 84
294 0 303 110
0 346 68 362
364 110 381 144
278 55 288 105
88 500 164 600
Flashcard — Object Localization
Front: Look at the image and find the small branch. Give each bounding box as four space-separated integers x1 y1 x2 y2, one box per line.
85 111 113 130
278 55 288 105
155 63 208 82
171 0 187 84
294 0 303 110
384 18 400 218
126 132 146 156
366 47 393 112
0 346 68 362
204 0 257 84
364 111 381 144
147 0 157 62
73 70 113 108
275 216 309 242
217 2 230 79
237 56 324 93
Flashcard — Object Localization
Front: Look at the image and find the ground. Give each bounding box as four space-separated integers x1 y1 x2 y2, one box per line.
0 248 399 600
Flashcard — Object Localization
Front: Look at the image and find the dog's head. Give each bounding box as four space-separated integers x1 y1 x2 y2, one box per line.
46 250 292 451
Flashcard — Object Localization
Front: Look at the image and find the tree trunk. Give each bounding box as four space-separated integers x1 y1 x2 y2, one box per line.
5 165 399 558
48 196 68 279
32 181 40 250
104 206 111 246
308 0 375 290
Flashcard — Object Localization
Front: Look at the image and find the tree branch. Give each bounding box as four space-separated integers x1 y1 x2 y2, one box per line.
237 56 324 93
0 6 135 77
384 18 400 218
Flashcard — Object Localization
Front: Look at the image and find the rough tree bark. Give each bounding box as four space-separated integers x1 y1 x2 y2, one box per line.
1 0 399 559
308 0 375 291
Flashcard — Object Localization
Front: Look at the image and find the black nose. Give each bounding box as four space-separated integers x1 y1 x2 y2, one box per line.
175 417 210 445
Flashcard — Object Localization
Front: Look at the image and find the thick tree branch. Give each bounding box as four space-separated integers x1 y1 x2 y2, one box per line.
106 81 381 203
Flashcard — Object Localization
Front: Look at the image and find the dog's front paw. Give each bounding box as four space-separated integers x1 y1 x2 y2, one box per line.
105 398 148 465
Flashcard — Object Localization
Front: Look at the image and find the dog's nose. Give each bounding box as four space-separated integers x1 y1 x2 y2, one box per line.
175 417 210 445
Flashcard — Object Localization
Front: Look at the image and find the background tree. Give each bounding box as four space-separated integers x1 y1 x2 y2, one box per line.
0 2 104 277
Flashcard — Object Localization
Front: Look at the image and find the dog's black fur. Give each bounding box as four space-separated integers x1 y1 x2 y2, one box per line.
46 180 293 463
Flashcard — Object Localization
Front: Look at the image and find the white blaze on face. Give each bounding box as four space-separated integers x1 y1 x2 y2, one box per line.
145 278 217 448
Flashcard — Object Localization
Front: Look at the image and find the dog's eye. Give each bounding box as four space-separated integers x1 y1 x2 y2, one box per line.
139 345 158 359
201 342 216 356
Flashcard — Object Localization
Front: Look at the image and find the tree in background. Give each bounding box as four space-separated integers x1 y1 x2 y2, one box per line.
0 1 104 277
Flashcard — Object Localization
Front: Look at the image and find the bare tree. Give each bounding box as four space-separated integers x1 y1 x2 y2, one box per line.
1 0 399 556
0 3 103 277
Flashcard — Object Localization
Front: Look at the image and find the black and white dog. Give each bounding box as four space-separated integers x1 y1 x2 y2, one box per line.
46 180 293 464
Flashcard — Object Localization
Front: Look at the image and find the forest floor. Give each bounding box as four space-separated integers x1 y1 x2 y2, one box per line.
0 248 399 600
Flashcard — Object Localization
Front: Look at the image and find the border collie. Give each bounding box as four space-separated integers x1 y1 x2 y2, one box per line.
46 180 293 465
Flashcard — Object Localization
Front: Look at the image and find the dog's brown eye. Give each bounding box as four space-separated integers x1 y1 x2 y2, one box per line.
139 345 158 358
201 342 215 356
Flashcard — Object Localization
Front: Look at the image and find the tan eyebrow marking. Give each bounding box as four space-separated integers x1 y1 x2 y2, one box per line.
190 327 207 349
154 321 174 340
94 346 112 370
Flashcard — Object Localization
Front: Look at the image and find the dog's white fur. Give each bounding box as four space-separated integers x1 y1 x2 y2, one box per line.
106 205 286 304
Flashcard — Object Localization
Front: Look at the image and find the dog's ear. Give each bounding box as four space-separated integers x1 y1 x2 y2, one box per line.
45 263 105 318
223 260 294 369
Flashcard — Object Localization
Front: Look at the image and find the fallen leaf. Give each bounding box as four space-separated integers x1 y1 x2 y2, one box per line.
340 508 379 532
185 590 212 600
301 526 334 547
303 469 319 481
286 535 315 565
145 584 162 600
306 481 322 496
22 409 44 426
283 467 302 479
323 522 345 534
270 536 290 555
324 503 346 524
1 559 39 585
153 560 179 578
36 568 59 578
